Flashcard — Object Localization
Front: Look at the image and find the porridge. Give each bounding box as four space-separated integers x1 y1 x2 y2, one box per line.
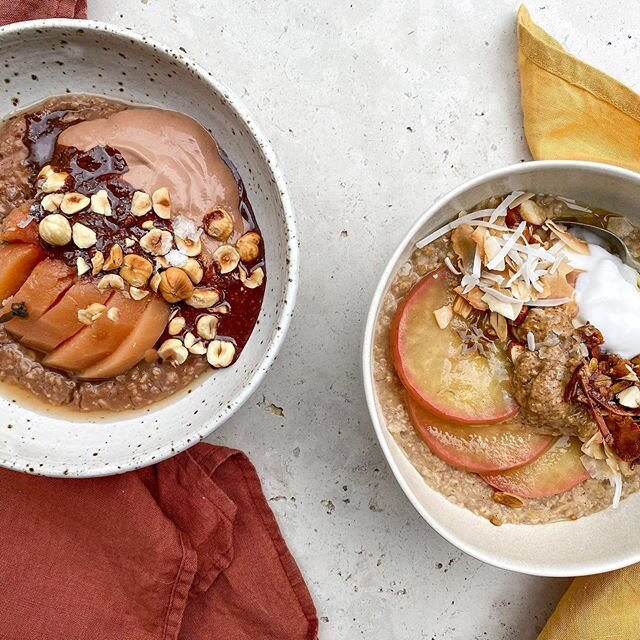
0 96 266 412
374 193 640 525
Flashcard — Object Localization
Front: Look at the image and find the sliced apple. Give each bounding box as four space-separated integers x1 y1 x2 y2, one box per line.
0 204 39 244
481 437 589 498
43 292 149 373
390 268 518 424
0 242 45 302
21 280 111 353
407 396 551 473
78 294 170 379
3 258 74 337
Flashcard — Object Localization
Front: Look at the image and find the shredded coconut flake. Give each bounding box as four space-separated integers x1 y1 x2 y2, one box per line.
444 256 461 275
527 331 536 351
489 191 524 224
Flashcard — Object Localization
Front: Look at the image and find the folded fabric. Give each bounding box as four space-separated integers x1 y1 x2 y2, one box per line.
0 444 318 640
517 5 640 173
517 6 640 639
0 0 87 24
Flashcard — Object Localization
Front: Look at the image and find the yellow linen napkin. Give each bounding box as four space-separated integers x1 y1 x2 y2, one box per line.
517 6 640 639
518 5 640 173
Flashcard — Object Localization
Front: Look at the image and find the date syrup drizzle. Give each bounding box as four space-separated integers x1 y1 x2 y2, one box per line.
22 107 266 355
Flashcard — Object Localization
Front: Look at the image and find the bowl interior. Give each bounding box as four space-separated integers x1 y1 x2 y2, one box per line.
365 161 640 576
0 21 296 476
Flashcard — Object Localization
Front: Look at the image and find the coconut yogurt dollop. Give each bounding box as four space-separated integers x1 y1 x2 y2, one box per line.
569 243 640 359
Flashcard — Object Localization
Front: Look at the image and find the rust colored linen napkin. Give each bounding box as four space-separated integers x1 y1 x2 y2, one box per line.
0 0 87 24
0 444 318 639
518 6 640 640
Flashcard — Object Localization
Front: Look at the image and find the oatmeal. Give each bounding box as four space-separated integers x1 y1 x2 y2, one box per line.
0 96 266 412
374 193 640 524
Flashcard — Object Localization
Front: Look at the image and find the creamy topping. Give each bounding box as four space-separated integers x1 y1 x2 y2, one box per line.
569 244 640 359
58 108 245 244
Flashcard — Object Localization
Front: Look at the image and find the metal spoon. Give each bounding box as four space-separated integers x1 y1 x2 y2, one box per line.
555 219 640 272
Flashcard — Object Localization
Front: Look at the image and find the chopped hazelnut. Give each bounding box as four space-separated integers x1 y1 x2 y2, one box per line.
175 234 202 257
129 287 150 301
183 332 197 349
141 220 155 230
72 222 97 249
168 316 186 336
181 258 204 284
207 339 235 368
41 193 63 212
125 237 136 248
212 245 240 274
107 307 120 322
236 231 261 262
140 228 172 256
158 338 188 366
102 244 124 270
90 190 112 216
40 169 68 193
97 274 126 291
77 303 107 325
149 272 162 292
196 315 218 340
152 187 171 219
188 342 207 356
159 267 194 303
186 288 220 309
204 207 234 241
239 265 265 289
61 192 90 215
91 250 105 275
76 256 90 277
120 254 153 287
39 214 72 246
131 191 152 217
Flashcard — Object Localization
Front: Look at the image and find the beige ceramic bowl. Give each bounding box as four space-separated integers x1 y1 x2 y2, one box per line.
0 20 298 477
364 160 640 577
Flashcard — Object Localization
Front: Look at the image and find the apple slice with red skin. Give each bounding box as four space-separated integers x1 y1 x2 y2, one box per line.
407 396 552 473
390 268 518 424
482 437 589 498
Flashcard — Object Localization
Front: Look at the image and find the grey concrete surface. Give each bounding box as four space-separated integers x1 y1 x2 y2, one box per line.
89 1 640 637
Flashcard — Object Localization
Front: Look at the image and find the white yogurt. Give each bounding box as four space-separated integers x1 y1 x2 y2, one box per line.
568 244 640 359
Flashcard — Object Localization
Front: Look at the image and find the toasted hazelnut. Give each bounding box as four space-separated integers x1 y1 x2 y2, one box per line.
141 220 155 230
125 237 136 248
72 222 97 249
168 316 186 336
175 234 202 257
196 315 218 340
76 256 90 276
239 265 265 289
90 190 112 216
41 193 63 212
158 338 189 366
155 256 170 270
140 229 172 256
61 192 90 215
207 339 235 368
120 254 153 286
186 288 220 309
152 187 171 219
183 332 197 349
149 272 162 292
40 169 68 193
159 267 194 303
213 245 240 274
188 342 207 356
181 258 204 284
77 303 107 325
97 274 125 291
39 214 72 246
204 208 234 241
102 244 124 271
107 307 120 322
91 250 105 275
129 286 149 301
236 231 261 262
37 165 54 180
131 191 152 217
213 302 231 315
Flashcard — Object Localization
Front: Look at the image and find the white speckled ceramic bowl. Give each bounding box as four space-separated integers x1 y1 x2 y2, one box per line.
0 20 298 477
364 160 640 577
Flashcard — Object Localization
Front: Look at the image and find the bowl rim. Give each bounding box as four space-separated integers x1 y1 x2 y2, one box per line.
0 18 299 477
363 159 640 577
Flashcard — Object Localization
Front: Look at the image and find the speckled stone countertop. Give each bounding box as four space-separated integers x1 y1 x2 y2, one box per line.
89 1 640 637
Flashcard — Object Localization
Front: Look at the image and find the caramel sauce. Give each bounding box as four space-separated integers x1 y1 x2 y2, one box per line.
22 105 266 358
